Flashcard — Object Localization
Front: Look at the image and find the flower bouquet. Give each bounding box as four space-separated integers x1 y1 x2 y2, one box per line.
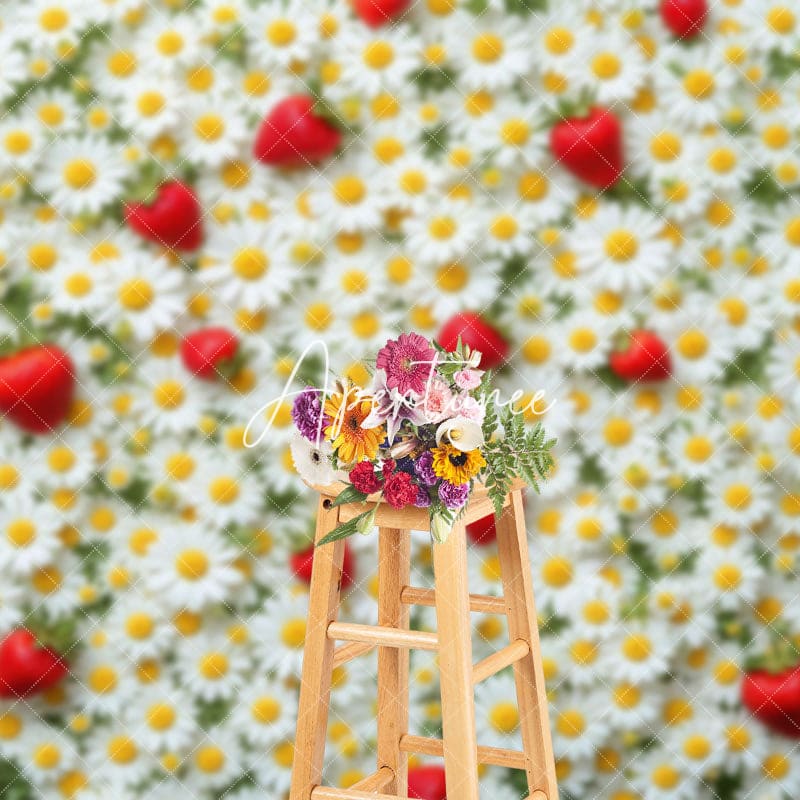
290 332 556 545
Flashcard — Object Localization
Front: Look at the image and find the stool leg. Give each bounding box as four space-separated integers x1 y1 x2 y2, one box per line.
496 490 559 800
290 497 346 800
376 527 411 794
432 520 480 800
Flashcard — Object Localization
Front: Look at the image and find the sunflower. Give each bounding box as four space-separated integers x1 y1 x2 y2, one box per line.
430 443 486 485
324 391 385 464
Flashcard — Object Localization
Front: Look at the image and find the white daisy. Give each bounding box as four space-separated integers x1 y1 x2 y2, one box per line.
35 136 129 216
571 204 673 294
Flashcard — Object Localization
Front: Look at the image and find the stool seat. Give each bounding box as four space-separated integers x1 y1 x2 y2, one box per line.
288 483 559 800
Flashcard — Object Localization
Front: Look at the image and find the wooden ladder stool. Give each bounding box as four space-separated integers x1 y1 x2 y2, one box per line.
289 479 558 800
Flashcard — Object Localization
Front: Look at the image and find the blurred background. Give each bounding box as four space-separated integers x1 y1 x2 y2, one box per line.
1 0 800 799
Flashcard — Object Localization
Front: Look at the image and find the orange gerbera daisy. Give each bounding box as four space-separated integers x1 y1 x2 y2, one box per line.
324 390 385 464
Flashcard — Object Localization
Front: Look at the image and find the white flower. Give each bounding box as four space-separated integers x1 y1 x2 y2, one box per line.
290 432 342 486
143 522 242 611
435 417 484 451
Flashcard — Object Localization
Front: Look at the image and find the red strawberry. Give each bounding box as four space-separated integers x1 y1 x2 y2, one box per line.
254 95 342 168
408 765 447 800
660 0 708 39
437 312 509 371
181 328 240 380
291 541 355 590
0 629 69 698
609 330 671 383
550 107 624 190
467 514 497 547
124 180 204 252
354 0 413 26
0 345 75 434
742 666 800 738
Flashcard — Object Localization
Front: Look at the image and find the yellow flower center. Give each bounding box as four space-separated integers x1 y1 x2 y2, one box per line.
199 652 228 679
137 91 165 117
267 19 296 45
708 148 736 173
714 564 742 590
767 7 795 34
604 229 639 261
435 263 468 292
281 618 307 648
622 634 651 661
676 329 708 359
208 476 239 504
108 736 137 763
194 114 225 141
592 53 621 79
89 665 117 693
724 484 751 509
763 754 790 779
489 702 519 733
108 50 136 77
196 745 225 773
614 683 641 708
500 119 529 145
232 247 269 279
542 556 572 587
40 8 69 31
544 27 574 54
363 41 395 69
118 278 154 310
176 549 210 580
683 69 715 99
5 131 31 155
652 764 680 789
252 697 281 723
557 709 586 737
156 31 184 56
472 33 505 64
429 216 457 239
146 703 175 730
63 159 96 190
334 176 366 205
7 519 35 547
33 743 61 769
568 328 597 352
154 380 185 410
126 613 154 639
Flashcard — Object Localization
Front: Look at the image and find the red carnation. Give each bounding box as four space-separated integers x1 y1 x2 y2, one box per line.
350 461 382 494
383 471 418 509
382 459 396 479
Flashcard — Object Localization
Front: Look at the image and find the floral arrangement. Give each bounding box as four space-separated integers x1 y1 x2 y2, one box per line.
3 0 800 798
291 333 555 544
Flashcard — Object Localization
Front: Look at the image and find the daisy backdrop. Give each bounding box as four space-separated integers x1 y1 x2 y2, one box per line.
2 0 800 799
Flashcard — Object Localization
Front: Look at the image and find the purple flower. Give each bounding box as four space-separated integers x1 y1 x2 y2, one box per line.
414 485 432 508
292 386 325 442
438 480 469 510
414 451 438 487
375 333 436 395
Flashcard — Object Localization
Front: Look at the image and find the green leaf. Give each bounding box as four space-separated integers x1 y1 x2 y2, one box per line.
331 485 368 507
317 509 375 546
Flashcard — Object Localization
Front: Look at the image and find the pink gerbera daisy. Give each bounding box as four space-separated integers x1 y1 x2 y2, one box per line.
375 333 436 395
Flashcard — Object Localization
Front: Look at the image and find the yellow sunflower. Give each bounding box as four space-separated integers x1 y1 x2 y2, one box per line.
324 392 385 464
430 443 486 485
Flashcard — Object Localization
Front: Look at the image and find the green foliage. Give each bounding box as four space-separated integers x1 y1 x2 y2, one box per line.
482 401 556 517
317 507 375 546
331 485 368 506
0 758 32 800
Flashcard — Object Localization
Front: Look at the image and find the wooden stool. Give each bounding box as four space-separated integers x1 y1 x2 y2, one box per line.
289 480 558 800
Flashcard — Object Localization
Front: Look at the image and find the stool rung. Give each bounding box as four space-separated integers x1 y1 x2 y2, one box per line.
399 734 527 770
328 622 438 651
473 639 530 684
332 641 374 668
311 788 403 800
350 766 394 792
400 586 507 615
